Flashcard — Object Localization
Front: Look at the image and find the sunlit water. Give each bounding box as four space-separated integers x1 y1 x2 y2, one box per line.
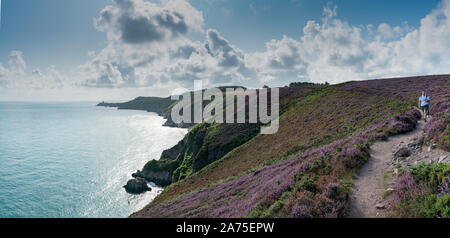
0 102 187 218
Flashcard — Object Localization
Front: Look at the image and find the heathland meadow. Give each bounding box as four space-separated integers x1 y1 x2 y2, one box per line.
100 75 449 218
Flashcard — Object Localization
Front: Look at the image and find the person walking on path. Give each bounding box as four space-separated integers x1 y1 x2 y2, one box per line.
418 91 430 122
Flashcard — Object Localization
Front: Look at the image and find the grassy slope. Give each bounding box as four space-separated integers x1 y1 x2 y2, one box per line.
133 76 449 218
138 87 320 186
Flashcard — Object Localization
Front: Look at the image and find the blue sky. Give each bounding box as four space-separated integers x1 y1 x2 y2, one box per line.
0 0 439 70
193 0 439 51
0 0 448 100
0 0 109 71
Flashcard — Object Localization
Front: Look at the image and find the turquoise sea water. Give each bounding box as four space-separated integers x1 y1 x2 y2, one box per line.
0 102 187 218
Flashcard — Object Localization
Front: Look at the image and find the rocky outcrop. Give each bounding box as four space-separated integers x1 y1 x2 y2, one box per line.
388 135 450 172
394 147 411 158
132 169 173 187
123 178 151 194
160 137 188 161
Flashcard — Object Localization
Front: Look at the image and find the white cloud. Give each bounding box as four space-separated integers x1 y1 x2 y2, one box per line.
4 0 450 98
79 0 253 89
78 0 450 89
245 0 450 84
245 35 306 83
0 51 67 90
94 0 203 44
8 51 26 74
0 64 8 77
377 23 408 40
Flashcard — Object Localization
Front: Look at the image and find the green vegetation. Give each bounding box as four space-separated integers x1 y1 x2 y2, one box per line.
389 162 450 218
128 76 449 218
143 160 178 173
141 83 414 216
289 81 329 87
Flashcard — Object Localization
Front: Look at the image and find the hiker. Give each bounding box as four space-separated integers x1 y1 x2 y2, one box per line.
418 91 430 122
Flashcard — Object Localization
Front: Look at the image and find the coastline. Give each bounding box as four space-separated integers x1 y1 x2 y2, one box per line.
97 96 194 129
0 102 189 218
97 98 191 215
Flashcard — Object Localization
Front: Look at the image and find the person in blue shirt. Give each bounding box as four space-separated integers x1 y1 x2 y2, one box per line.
418 91 430 122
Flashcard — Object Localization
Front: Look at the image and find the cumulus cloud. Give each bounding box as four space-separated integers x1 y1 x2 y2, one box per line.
377 23 409 40
7 0 450 95
244 0 450 84
0 64 8 77
80 0 254 89
0 51 67 90
247 36 305 73
8 51 27 74
82 0 450 89
94 0 203 44
27 66 65 90
205 29 244 68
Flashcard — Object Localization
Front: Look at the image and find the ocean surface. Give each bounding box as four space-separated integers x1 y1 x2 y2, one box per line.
0 102 187 218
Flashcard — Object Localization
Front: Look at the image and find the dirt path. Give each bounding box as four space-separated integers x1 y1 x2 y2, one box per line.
349 120 427 218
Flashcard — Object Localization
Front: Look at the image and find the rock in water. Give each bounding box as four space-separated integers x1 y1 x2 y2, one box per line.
124 178 151 194
376 203 385 210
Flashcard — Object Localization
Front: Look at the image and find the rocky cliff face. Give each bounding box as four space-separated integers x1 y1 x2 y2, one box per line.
133 122 260 187
99 86 273 188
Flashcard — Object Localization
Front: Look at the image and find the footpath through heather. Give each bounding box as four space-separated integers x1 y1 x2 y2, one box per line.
349 118 450 218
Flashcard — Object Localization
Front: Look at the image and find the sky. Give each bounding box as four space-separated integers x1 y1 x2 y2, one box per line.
0 0 448 101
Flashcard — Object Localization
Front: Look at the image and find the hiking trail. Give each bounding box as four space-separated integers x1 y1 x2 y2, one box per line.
349 118 450 218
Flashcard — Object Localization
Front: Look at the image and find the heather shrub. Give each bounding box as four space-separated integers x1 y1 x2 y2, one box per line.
425 113 450 151
286 187 346 218
388 172 427 217
323 182 346 201
299 176 317 193
440 179 450 197
383 109 420 136
389 163 450 218
267 199 285 216
290 205 313 218
441 123 450 151
337 143 370 169
309 157 332 174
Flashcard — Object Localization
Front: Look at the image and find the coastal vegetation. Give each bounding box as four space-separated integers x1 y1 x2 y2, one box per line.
99 75 450 218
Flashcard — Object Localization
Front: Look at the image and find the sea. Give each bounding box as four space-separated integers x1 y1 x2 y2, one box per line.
0 102 187 218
